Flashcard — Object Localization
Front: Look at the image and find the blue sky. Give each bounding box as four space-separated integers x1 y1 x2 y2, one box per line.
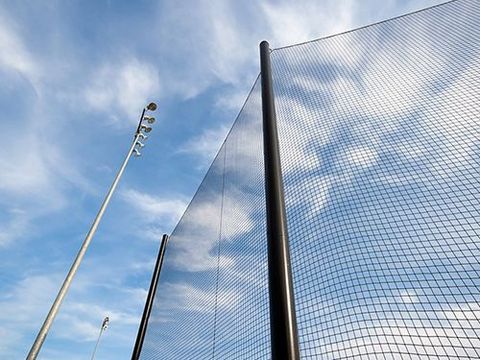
0 0 459 359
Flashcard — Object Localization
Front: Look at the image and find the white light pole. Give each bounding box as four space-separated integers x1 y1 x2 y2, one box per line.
27 103 158 360
91 316 110 360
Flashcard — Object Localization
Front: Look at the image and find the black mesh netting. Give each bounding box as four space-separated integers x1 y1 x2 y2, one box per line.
139 0 479 358
139 79 271 359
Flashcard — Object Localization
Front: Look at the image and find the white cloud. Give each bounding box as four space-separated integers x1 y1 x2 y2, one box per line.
0 10 98 249
0 15 64 217
159 282 239 314
0 127 94 245
275 95 327 174
315 302 480 358
57 302 140 342
0 326 21 356
179 125 230 166
273 1 479 225
220 189 256 239
120 188 189 244
0 274 60 356
399 290 418 304
122 188 187 225
419 63 479 179
0 208 28 246
214 88 253 113
167 191 227 272
179 79 262 176
0 135 59 245
174 0 448 174
0 134 55 196
262 0 355 47
344 147 378 168
0 13 39 81
150 0 360 105
167 187 256 272
0 275 59 325
298 292 480 358
287 175 332 217
85 58 160 123
153 0 258 100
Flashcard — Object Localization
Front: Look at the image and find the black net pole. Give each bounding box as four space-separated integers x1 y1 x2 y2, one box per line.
131 234 169 360
260 40 300 360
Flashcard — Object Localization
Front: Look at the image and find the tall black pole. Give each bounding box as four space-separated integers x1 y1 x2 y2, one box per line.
131 234 169 360
259 41 300 359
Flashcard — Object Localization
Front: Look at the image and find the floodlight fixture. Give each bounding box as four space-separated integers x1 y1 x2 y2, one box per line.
140 124 152 133
135 141 145 148
143 115 155 124
102 317 110 330
133 148 141 157
138 133 148 140
146 102 157 111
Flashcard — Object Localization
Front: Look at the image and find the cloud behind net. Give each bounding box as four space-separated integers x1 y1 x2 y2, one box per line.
139 1 480 359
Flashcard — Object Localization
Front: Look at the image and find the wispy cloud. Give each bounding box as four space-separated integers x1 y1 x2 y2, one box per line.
0 11 39 82
0 133 62 197
158 282 239 315
174 0 448 170
152 0 258 100
0 208 28 246
0 274 60 356
57 301 140 341
84 58 160 124
262 0 355 47
121 188 188 238
0 16 92 247
0 134 96 247
312 301 480 358
178 125 230 166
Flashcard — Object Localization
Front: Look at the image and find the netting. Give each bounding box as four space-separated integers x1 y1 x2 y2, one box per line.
139 0 479 358
139 79 271 359
273 0 480 358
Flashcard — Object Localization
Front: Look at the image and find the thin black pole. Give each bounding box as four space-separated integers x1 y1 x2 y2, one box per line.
131 234 169 360
135 108 146 135
259 40 300 360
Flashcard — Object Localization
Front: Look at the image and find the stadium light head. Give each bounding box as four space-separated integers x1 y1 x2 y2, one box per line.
140 124 152 133
135 141 145 148
102 317 110 330
138 133 148 140
133 148 141 157
146 102 157 111
143 115 155 124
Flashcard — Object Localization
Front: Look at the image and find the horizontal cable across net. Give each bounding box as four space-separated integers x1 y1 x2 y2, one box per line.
272 0 479 358
139 0 479 358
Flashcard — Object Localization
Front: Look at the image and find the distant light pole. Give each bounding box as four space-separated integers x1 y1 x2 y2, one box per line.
26 102 158 360
91 316 110 360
